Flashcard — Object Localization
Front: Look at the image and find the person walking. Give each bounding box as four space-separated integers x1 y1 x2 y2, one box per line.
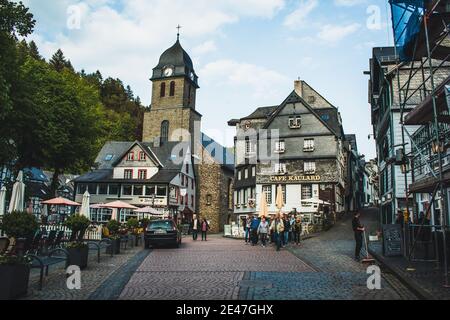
191 214 201 241
282 215 290 247
257 216 269 247
201 218 209 241
250 216 260 246
293 216 303 245
245 216 252 244
352 212 365 261
270 214 285 251
289 214 296 243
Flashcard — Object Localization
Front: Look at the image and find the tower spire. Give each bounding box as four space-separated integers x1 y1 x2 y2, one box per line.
176 24 182 41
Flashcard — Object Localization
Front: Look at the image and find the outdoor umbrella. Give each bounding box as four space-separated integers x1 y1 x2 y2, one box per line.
42 197 81 206
259 191 268 218
275 185 284 214
79 191 91 218
0 186 6 216
134 206 163 215
8 171 25 213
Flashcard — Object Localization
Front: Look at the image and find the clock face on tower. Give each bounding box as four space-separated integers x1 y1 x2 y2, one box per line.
163 66 174 77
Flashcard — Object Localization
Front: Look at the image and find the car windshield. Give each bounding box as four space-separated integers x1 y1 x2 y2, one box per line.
148 220 175 230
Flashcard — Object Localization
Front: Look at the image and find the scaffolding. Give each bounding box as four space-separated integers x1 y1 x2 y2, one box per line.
389 0 450 287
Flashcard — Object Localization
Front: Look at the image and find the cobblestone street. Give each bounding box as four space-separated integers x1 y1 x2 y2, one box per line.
117 210 418 300
22 210 419 300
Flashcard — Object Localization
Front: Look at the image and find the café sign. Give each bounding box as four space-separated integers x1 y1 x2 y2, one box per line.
269 175 321 183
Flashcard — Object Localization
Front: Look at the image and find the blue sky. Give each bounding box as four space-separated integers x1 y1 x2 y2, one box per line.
19 0 394 159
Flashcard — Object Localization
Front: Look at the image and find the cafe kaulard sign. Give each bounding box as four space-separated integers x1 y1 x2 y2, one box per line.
269 175 321 182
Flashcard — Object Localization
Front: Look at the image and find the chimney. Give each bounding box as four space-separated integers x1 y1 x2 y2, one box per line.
294 79 303 98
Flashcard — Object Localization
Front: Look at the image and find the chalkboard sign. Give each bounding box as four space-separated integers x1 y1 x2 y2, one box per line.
382 224 403 257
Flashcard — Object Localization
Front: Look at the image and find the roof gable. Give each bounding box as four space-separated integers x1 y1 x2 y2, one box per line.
263 91 341 138
113 141 163 168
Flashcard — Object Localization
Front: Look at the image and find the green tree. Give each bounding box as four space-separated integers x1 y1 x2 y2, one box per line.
49 49 74 72
14 57 104 194
0 0 35 166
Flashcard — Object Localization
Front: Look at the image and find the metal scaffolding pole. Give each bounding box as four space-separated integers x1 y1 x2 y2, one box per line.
424 12 449 287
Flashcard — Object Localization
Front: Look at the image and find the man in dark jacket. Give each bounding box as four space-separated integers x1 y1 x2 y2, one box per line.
352 212 365 261
250 216 260 246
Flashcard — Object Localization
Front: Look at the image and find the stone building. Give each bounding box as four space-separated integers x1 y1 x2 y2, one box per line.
142 37 234 233
228 80 347 226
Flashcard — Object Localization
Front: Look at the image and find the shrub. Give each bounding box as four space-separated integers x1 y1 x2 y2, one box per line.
1 211 39 239
0 255 31 266
65 214 91 234
126 218 139 230
106 220 121 235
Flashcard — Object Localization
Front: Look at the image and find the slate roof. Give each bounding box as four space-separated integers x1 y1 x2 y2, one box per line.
241 106 278 120
201 133 235 171
155 40 194 71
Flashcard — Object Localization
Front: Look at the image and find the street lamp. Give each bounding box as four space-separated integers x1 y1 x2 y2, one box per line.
432 139 445 154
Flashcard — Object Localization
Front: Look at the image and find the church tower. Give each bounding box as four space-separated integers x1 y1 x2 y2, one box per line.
142 37 202 146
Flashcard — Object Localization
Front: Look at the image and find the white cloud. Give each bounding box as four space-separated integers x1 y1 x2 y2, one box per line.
192 41 217 55
317 23 360 43
21 0 286 105
200 59 290 99
283 0 318 29
334 0 365 6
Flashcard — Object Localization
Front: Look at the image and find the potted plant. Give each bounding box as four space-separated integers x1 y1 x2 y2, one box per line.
65 214 91 270
106 220 121 255
0 211 38 299
126 218 139 247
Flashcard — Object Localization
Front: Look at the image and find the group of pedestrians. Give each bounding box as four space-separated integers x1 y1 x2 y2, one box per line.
190 214 210 241
244 214 303 251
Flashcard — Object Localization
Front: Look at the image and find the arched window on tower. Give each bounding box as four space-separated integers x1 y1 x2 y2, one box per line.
161 120 169 143
169 81 175 97
160 82 166 97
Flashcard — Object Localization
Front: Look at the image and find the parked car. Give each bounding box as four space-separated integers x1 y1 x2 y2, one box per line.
144 219 181 249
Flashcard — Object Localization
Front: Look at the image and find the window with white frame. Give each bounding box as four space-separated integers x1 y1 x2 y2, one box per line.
275 162 287 175
124 169 133 179
289 116 302 129
245 140 256 155
245 169 249 179
301 185 312 200
252 166 256 177
127 152 134 161
263 185 272 204
275 140 285 153
304 162 316 174
238 170 242 180
304 138 315 152
139 151 146 161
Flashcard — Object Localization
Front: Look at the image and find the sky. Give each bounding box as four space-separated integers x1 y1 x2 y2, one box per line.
18 0 395 159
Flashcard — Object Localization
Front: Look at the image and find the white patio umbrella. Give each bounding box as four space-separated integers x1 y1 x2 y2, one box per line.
0 186 6 216
79 191 91 218
8 171 25 213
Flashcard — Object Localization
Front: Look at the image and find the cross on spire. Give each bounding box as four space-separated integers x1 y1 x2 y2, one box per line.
177 24 182 40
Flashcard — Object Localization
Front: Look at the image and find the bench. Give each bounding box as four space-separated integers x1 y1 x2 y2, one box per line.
87 239 112 263
27 248 69 290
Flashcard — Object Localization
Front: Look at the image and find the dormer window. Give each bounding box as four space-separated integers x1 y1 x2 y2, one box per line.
289 116 302 129
127 153 134 161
